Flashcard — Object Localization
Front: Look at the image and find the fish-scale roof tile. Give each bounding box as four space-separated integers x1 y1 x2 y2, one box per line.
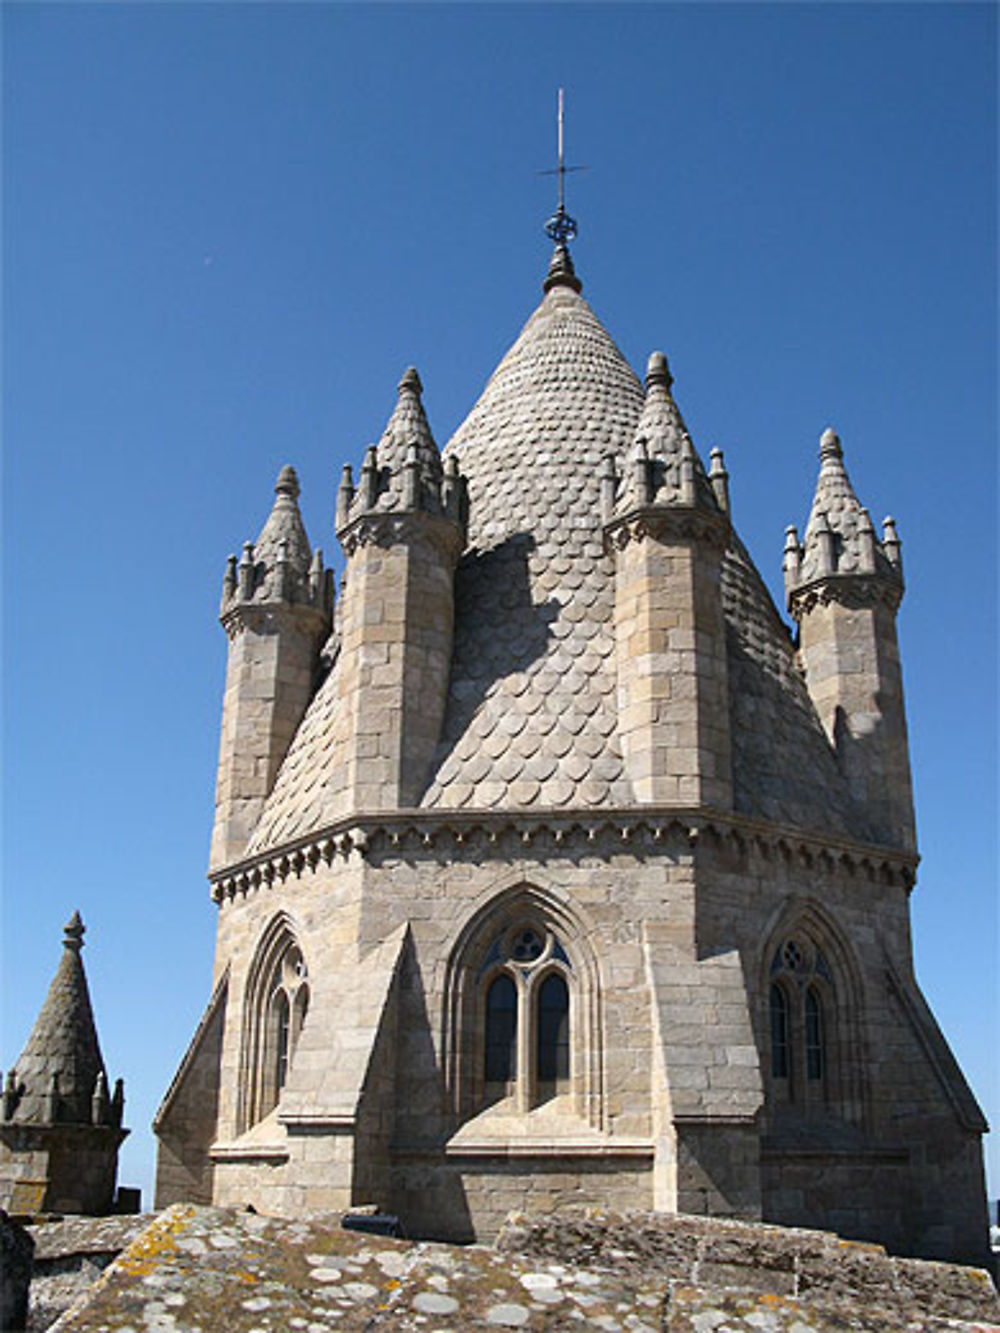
245 265 871 852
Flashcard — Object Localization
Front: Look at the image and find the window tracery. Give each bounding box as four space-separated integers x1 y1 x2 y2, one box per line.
762 913 864 1125
444 885 603 1129
239 919 310 1131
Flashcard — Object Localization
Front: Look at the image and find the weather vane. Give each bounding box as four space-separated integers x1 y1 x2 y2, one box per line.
539 88 587 245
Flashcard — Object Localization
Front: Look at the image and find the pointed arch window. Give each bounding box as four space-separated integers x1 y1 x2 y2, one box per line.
484 975 518 1085
537 973 570 1084
478 921 572 1110
767 934 836 1109
805 987 824 1082
241 921 310 1131
770 984 790 1080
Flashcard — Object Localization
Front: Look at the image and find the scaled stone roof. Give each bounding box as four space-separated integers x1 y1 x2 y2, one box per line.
9 913 106 1124
424 282 643 810
244 263 871 853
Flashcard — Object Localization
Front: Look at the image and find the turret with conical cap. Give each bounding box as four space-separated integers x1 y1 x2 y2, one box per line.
333 367 466 809
604 351 732 807
211 465 334 869
786 428 914 849
0 913 128 1214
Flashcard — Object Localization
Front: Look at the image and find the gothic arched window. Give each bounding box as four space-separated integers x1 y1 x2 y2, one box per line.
805 987 825 1082
241 920 310 1131
537 973 570 1084
767 934 835 1108
770 983 790 1080
478 920 573 1110
484 974 518 1085
444 885 603 1130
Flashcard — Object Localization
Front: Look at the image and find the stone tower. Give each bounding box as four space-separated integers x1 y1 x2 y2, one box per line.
155 227 989 1267
1 914 128 1215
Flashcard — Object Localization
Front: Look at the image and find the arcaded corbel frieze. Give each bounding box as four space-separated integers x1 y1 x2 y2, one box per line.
602 503 730 555
787 572 903 620
208 805 919 906
337 509 465 566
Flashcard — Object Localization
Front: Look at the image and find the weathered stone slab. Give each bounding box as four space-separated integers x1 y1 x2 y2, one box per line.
1 1209 34 1333
40 1206 1000 1333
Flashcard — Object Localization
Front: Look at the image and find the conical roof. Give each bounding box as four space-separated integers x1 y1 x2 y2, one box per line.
254 465 312 575
9 912 106 1124
424 280 643 809
370 366 444 514
244 256 870 849
799 429 896 584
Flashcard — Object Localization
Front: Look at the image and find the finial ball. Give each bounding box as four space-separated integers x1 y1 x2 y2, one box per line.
275 465 300 500
645 351 673 390
398 367 423 397
819 428 842 459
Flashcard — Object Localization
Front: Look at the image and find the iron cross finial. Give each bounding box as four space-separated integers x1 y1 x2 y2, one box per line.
540 87 586 246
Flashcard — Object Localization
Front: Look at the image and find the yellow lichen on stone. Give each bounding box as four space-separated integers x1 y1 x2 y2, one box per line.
116 1204 196 1277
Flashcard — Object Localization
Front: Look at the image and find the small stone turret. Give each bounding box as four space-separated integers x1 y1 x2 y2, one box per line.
785 429 914 849
0 914 128 1214
604 352 732 807
211 466 333 869
334 367 466 809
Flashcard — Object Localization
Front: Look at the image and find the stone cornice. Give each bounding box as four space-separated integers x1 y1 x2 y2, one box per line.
209 805 919 903
603 504 729 555
337 509 465 565
220 599 330 644
788 572 903 620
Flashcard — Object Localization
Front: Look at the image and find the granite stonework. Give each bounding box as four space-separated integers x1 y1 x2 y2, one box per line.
28 1205 1000 1333
154 240 991 1267
1 918 127 1219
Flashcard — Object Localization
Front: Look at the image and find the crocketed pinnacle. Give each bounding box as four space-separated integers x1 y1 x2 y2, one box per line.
254 464 313 574
799 428 896 583
368 365 444 513
9 912 107 1124
621 351 718 510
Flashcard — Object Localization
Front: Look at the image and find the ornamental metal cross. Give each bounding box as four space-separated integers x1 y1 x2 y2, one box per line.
539 88 587 244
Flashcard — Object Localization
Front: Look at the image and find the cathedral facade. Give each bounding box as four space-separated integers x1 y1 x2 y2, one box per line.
154 238 989 1265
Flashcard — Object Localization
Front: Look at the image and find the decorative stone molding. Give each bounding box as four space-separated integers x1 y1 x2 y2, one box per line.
337 509 465 565
788 573 903 620
209 806 918 903
603 504 729 555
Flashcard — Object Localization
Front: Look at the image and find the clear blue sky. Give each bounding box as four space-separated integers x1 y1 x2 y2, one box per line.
3 3 996 1209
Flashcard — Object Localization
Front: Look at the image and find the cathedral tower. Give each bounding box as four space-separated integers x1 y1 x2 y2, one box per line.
156 216 989 1267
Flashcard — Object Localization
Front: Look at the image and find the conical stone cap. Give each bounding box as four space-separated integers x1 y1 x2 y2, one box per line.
424 282 644 809
10 912 106 1124
623 351 719 510
800 429 895 583
368 366 443 514
254 465 312 574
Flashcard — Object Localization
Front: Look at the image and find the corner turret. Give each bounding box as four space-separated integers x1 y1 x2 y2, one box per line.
603 352 732 807
333 368 467 809
211 466 333 869
0 914 128 1214
785 429 914 849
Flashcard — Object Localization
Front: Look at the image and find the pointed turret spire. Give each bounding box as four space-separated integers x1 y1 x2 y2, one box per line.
7 913 107 1125
617 352 719 512
795 428 899 588
254 464 312 575
338 367 459 529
